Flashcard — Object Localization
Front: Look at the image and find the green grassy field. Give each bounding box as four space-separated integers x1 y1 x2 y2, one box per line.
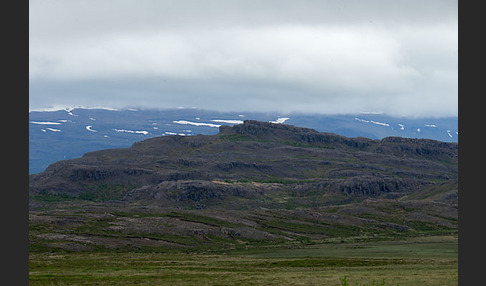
29 235 457 286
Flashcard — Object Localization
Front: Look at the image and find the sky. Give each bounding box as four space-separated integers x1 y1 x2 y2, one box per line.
29 0 458 118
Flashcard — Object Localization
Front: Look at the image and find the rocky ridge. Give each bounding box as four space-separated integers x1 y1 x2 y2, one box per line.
29 120 458 208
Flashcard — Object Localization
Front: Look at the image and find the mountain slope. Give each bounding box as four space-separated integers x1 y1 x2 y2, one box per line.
29 120 458 253
29 120 458 209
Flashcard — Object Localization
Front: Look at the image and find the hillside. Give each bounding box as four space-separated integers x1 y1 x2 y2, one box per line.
29 120 458 252
29 107 458 174
30 120 457 206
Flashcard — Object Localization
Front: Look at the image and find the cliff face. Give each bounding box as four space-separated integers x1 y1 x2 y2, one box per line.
29 120 458 208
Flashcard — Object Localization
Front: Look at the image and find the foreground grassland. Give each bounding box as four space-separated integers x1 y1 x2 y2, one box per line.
29 236 457 286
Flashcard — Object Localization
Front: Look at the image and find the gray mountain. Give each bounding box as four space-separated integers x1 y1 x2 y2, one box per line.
29 120 458 253
29 120 458 209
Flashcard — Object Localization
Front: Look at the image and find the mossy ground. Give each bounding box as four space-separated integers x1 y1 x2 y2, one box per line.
29 190 458 285
29 236 457 286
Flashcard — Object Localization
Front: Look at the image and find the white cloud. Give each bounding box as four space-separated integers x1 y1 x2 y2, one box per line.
29 0 457 118
30 26 416 87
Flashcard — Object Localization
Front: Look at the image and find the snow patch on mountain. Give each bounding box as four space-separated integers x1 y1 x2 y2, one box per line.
355 118 370 123
114 129 149 135
86 125 97 132
270 117 290 124
211 119 244 124
173 120 221 128
65 108 78 116
366 120 386 127
164 131 186 136
370 120 389 127
355 118 390 127
30 121 62 125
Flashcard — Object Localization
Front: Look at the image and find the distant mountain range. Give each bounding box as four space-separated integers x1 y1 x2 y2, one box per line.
29 107 458 174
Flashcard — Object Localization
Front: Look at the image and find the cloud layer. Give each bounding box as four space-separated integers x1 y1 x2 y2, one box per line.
29 0 458 117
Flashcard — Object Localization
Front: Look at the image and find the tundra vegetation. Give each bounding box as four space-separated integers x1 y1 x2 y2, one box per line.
29 121 458 285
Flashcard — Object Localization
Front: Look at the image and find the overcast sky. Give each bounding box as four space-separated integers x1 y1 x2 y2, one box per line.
29 0 457 117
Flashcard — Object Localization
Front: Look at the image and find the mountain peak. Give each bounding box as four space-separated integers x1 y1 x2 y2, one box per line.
219 120 374 149
220 119 319 137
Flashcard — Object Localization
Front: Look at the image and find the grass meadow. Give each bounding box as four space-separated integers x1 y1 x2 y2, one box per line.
29 235 457 286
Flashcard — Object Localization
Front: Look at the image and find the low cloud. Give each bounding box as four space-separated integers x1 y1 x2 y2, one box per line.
29 0 457 117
